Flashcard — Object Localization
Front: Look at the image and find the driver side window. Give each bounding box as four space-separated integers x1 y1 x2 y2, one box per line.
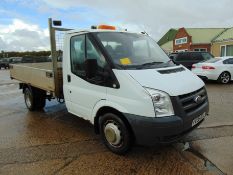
70 34 108 86
70 34 86 77
223 58 233 64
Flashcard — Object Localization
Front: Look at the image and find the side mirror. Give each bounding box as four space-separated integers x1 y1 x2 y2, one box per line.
170 58 177 64
84 59 97 79
169 56 174 59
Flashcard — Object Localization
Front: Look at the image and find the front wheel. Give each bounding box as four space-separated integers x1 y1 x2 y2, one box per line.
99 113 132 155
218 72 231 84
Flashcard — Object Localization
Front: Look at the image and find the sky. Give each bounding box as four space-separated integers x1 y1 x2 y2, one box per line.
0 0 233 51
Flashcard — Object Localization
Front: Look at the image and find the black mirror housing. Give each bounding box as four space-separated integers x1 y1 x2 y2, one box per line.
84 59 97 79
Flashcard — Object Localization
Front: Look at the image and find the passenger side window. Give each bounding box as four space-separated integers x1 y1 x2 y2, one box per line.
70 35 86 77
175 53 190 61
191 53 203 61
223 58 233 64
70 34 108 86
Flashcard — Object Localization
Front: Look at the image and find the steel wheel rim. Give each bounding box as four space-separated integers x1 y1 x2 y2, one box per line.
25 90 32 108
221 73 230 83
104 122 122 146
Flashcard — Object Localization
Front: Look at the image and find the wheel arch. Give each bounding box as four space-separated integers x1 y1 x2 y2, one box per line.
221 70 231 76
94 106 135 141
20 83 32 93
218 71 231 83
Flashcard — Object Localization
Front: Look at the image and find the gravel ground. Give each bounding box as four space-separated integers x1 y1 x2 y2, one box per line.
0 69 232 175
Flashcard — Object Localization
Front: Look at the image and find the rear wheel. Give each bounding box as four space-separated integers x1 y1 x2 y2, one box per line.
24 88 34 111
218 72 231 84
24 86 46 111
99 113 132 155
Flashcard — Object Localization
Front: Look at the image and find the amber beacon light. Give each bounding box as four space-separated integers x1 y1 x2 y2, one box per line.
97 25 116 30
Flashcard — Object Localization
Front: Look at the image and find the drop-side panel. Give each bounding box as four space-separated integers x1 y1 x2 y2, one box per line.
10 63 62 93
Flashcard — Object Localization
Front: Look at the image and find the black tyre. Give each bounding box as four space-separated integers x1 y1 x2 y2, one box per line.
218 72 231 84
24 87 35 111
24 87 46 111
99 113 132 155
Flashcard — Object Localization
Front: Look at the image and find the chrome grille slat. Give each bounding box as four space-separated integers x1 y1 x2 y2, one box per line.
180 89 206 103
179 87 207 114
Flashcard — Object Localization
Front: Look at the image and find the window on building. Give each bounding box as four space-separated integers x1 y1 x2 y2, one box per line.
226 45 233 56
221 45 233 57
175 37 187 45
175 49 188 52
221 46 225 57
194 48 207 52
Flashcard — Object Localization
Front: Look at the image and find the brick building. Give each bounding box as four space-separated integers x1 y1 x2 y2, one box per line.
159 28 226 54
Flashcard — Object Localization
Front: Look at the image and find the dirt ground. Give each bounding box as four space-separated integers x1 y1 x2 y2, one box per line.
0 69 232 175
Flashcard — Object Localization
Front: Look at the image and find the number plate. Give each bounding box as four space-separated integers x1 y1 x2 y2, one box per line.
192 112 206 127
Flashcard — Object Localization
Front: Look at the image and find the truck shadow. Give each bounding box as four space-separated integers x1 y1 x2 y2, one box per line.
203 79 233 85
24 101 170 155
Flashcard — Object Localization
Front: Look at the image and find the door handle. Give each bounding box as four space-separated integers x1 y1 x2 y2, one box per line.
67 74 71 82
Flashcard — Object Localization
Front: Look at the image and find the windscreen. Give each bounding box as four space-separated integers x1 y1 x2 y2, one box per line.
95 32 172 69
201 52 214 61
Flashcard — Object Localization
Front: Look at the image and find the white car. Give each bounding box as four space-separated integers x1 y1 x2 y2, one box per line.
192 57 233 84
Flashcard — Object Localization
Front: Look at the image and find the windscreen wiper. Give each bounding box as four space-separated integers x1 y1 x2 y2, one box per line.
141 61 163 66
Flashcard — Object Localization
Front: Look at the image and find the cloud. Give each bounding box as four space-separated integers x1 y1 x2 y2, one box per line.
40 0 233 40
0 19 49 51
1 0 233 51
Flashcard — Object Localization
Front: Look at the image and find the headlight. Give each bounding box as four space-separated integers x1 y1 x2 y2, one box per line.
144 87 174 117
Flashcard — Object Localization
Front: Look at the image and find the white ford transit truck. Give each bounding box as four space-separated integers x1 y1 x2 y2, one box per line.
10 19 209 154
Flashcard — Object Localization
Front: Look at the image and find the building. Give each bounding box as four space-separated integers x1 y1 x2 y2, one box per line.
211 27 233 57
158 29 178 54
159 28 226 53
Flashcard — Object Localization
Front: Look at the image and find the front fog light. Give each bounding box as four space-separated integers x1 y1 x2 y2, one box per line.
144 88 174 117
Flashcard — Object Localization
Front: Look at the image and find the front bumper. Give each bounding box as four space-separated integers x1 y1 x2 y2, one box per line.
124 90 209 146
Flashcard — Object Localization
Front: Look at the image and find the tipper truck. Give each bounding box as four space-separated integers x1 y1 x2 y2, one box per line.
10 18 209 154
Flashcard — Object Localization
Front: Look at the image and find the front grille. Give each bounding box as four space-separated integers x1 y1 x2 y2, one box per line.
179 87 207 114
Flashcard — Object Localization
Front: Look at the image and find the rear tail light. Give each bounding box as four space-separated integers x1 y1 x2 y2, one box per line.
192 65 196 69
202 66 215 70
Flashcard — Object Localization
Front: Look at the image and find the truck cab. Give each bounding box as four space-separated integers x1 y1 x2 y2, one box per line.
62 28 209 154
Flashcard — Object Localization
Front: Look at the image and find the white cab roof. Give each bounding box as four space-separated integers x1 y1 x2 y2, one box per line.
66 29 145 35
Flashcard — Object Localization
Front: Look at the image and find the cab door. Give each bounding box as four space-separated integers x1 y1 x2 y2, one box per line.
223 58 233 80
64 33 107 122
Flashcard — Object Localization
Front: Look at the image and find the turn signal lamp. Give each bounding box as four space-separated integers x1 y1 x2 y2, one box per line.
97 25 116 30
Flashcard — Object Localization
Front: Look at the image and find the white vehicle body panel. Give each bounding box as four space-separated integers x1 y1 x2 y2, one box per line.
125 66 204 96
63 32 107 123
106 69 155 118
192 57 233 81
63 31 205 124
